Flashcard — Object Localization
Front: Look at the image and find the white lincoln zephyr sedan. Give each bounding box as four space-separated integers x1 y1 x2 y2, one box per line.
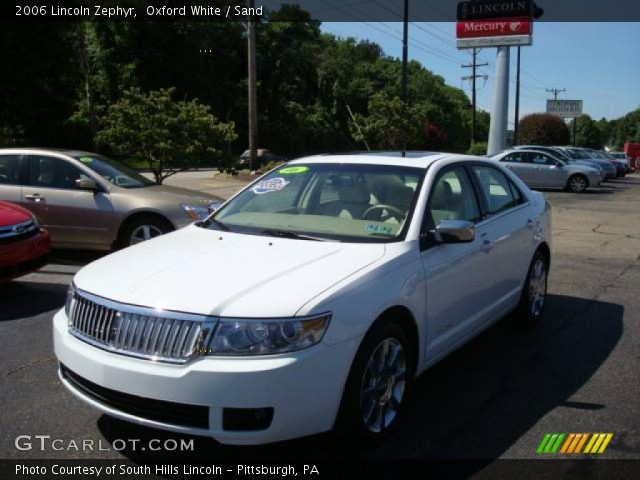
54 152 551 444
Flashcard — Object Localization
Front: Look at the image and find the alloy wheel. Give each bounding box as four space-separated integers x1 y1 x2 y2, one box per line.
360 338 407 433
570 176 586 193
528 258 547 317
130 225 163 245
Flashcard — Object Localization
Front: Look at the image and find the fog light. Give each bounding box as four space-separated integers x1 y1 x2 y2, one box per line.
222 407 274 431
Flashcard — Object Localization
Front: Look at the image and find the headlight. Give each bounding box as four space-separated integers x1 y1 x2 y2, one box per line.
181 204 210 221
205 313 331 356
65 283 76 321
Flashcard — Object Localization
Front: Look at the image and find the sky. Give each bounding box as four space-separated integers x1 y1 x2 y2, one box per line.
321 22 640 126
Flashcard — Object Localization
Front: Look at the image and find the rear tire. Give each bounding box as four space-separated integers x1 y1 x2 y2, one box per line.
566 174 588 193
514 251 548 325
117 215 173 249
336 321 413 443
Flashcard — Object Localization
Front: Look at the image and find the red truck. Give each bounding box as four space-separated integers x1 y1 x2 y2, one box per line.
624 143 640 170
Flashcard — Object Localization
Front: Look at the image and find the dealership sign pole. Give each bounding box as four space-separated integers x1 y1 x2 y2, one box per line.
546 99 583 146
456 0 542 155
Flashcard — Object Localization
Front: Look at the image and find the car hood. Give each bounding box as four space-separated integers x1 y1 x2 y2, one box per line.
74 225 386 317
116 184 220 205
0 201 32 227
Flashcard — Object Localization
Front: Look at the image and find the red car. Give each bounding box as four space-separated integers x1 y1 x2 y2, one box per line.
0 201 51 281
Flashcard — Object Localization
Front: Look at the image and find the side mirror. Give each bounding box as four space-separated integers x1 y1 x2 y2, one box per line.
431 220 475 244
208 201 223 213
76 178 98 190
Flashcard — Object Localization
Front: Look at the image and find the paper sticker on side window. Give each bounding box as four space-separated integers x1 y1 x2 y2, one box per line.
251 177 290 194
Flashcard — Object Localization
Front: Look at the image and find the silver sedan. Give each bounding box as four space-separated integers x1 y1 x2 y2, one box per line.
490 149 602 193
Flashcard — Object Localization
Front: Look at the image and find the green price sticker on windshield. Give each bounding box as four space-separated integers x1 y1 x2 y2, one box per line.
278 166 309 174
79 156 93 164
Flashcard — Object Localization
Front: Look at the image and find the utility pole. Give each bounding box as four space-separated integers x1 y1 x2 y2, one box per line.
514 46 521 145
461 48 488 145
487 46 510 156
247 0 258 171
546 87 566 100
401 0 409 156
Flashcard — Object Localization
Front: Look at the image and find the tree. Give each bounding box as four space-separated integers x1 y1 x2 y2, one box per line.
569 114 603 149
349 93 428 150
96 87 237 184
517 113 571 146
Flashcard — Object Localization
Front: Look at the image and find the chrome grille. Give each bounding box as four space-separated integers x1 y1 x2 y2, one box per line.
68 289 216 364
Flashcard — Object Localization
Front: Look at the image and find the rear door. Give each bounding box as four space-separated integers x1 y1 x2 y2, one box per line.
469 164 533 313
0 154 24 204
23 155 114 247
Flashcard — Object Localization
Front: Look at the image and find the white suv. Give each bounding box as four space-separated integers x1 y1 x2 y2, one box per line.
54 152 551 444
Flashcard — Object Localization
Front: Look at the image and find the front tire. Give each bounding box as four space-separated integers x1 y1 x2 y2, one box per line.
337 322 413 442
567 174 588 193
515 251 548 325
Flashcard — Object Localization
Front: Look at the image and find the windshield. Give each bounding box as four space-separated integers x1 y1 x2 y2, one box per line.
71 154 155 188
202 163 425 242
566 148 586 159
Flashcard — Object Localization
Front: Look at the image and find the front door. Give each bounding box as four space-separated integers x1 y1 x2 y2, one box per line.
23 155 114 247
529 152 565 188
420 165 494 359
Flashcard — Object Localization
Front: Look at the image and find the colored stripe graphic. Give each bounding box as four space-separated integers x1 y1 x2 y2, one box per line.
574 433 589 453
537 433 552 454
539 433 613 455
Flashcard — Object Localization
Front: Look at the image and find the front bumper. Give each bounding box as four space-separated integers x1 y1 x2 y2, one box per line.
587 173 602 187
53 309 359 445
0 228 51 280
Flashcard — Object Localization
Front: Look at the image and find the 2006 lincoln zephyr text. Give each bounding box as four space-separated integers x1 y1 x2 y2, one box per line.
54 152 551 444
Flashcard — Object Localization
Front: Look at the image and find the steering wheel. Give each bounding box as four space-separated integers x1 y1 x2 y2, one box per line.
362 204 405 222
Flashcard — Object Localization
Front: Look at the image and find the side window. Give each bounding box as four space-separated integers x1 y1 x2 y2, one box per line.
502 152 527 163
427 167 480 227
530 153 555 165
471 166 517 215
28 155 86 190
0 155 22 185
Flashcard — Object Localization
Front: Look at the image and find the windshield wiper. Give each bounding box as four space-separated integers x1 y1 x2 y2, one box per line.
207 218 232 232
259 229 327 241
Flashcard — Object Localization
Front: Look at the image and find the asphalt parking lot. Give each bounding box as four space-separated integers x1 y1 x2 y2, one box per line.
1 172 639 465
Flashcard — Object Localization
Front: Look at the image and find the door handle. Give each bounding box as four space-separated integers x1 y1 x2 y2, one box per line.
526 218 534 229
481 239 493 252
25 194 44 202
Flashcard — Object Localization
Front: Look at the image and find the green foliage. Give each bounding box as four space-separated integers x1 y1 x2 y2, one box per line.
568 114 603 149
518 113 571 146
600 107 640 149
96 87 237 184
466 142 488 156
349 93 429 150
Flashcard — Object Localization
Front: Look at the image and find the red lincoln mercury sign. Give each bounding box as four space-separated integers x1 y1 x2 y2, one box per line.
456 16 532 38
456 0 536 49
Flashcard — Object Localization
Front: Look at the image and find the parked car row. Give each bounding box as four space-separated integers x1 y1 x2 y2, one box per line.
0 148 221 280
489 145 634 193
